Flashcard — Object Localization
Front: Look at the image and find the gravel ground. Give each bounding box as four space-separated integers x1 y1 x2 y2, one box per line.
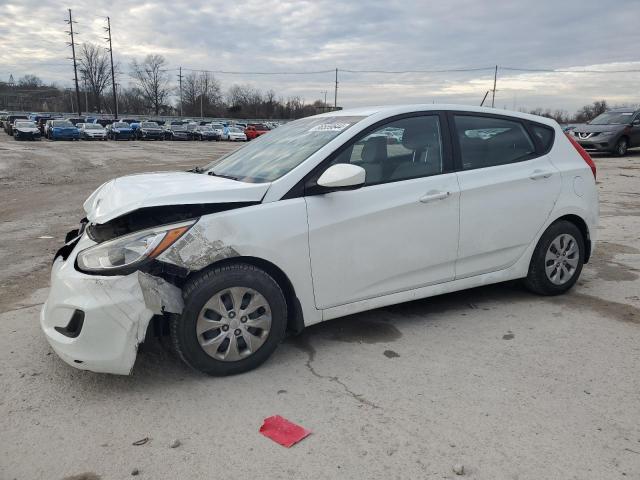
0 133 639 480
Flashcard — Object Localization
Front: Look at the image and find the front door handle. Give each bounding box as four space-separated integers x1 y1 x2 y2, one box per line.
419 191 451 203
529 170 552 180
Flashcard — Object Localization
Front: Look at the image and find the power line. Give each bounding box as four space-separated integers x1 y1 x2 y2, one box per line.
501 66 640 74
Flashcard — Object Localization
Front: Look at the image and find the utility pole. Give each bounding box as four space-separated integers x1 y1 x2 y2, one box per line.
321 90 327 108
200 94 203 119
105 17 118 119
65 9 82 116
83 76 88 112
334 68 338 109
491 65 498 108
178 67 183 117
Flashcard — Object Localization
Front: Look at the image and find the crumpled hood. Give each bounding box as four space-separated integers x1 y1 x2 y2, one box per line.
84 171 270 224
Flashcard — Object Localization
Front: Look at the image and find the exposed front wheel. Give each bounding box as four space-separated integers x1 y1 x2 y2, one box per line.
524 220 585 296
171 263 287 376
614 137 628 157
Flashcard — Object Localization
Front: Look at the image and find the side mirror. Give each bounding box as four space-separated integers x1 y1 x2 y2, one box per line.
316 164 366 190
632 119 640 126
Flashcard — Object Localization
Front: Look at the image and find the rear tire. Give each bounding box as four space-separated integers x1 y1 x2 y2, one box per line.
524 220 585 296
171 263 287 376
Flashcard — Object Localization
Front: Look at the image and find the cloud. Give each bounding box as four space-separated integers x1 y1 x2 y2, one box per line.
0 0 638 112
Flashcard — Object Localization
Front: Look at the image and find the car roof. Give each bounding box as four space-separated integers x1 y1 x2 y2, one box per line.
608 107 638 113
315 104 558 127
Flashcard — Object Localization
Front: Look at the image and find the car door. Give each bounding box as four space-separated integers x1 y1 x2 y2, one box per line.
305 113 460 310
450 112 561 278
630 112 640 147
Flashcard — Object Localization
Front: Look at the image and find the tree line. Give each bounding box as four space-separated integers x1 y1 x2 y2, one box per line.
0 43 326 119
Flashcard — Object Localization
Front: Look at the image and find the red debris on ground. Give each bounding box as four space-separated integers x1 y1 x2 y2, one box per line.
259 415 311 448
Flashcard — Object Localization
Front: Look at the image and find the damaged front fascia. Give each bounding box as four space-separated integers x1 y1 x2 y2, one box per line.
159 222 240 272
87 202 258 243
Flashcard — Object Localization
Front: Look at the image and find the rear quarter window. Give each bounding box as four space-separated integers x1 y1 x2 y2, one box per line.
530 124 555 153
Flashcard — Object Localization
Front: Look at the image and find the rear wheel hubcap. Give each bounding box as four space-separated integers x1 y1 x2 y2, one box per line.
544 234 579 285
196 287 272 362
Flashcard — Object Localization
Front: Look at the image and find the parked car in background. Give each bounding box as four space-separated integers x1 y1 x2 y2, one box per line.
46 119 80 140
137 121 165 140
13 120 41 140
36 117 53 135
244 123 270 140
40 105 598 376
571 108 640 156
0 111 8 128
79 123 108 140
66 118 86 126
193 125 220 141
209 123 226 139
226 126 247 141
165 124 191 141
75 123 86 131
4 114 29 135
93 119 114 128
106 122 134 140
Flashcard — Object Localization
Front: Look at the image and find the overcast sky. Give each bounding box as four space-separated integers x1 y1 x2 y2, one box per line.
0 0 638 112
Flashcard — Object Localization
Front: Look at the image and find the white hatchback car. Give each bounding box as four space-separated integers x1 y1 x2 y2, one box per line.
41 105 598 375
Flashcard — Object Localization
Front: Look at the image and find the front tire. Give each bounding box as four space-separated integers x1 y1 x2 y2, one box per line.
171 263 287 376
614 137 628 157
524 220 585 296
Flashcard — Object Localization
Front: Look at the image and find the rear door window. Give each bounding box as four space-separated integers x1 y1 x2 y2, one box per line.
453 115 535 170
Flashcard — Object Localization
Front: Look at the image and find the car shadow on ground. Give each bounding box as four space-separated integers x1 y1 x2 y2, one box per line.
116 280 534 383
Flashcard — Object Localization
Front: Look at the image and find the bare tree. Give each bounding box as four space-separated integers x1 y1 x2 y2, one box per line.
17 74 43 88
130 55 171 115
182 71 223 116
78 43 111 112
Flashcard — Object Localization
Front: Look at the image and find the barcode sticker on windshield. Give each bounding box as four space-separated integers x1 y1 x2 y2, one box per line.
309 123 350 132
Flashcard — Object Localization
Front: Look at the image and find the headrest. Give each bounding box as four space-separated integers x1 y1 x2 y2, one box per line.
361 136 387 163
401 122 432 150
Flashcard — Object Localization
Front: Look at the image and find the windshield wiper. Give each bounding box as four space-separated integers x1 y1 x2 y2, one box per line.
208 171 239 181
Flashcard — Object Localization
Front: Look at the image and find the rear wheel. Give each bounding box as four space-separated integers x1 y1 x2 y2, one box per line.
171 263 287 376
524 220 585 296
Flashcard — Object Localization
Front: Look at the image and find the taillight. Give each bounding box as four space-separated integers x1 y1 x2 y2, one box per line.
566 133 596 179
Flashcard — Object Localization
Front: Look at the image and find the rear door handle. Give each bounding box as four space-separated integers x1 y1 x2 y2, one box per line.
529 170 552 180
419 191 451 203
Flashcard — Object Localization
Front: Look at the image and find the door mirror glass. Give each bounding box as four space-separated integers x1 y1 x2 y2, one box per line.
317 163 366 189
632 119 640 126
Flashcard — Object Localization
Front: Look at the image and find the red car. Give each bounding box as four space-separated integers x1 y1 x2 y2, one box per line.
244 123 269 140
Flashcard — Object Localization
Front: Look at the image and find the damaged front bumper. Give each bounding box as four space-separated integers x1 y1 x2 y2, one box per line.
40 234 183 375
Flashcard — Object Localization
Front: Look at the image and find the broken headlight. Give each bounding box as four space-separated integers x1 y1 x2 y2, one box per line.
76 221 194 273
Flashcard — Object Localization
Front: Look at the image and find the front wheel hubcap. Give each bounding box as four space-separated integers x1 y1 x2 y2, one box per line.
544 234 579 285
196 287 272 362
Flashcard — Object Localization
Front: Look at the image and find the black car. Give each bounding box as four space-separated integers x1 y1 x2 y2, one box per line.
136 121 165 140
4 114 28 135
13 120 41 140
571 108 640 156
165 124 191 140
193 125 220 141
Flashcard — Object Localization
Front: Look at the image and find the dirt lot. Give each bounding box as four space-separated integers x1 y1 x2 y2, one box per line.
0 134 639 479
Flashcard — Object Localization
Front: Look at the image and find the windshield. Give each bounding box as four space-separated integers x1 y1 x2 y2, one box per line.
590 111 635 125
113 122 129 128
229 127 242 133
171 125 186 131
85 124 102 129
16 121 36 128
198 126 213 131
141 122 158 128
53 121 74 127
207 115 365 183
211 124 223 129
